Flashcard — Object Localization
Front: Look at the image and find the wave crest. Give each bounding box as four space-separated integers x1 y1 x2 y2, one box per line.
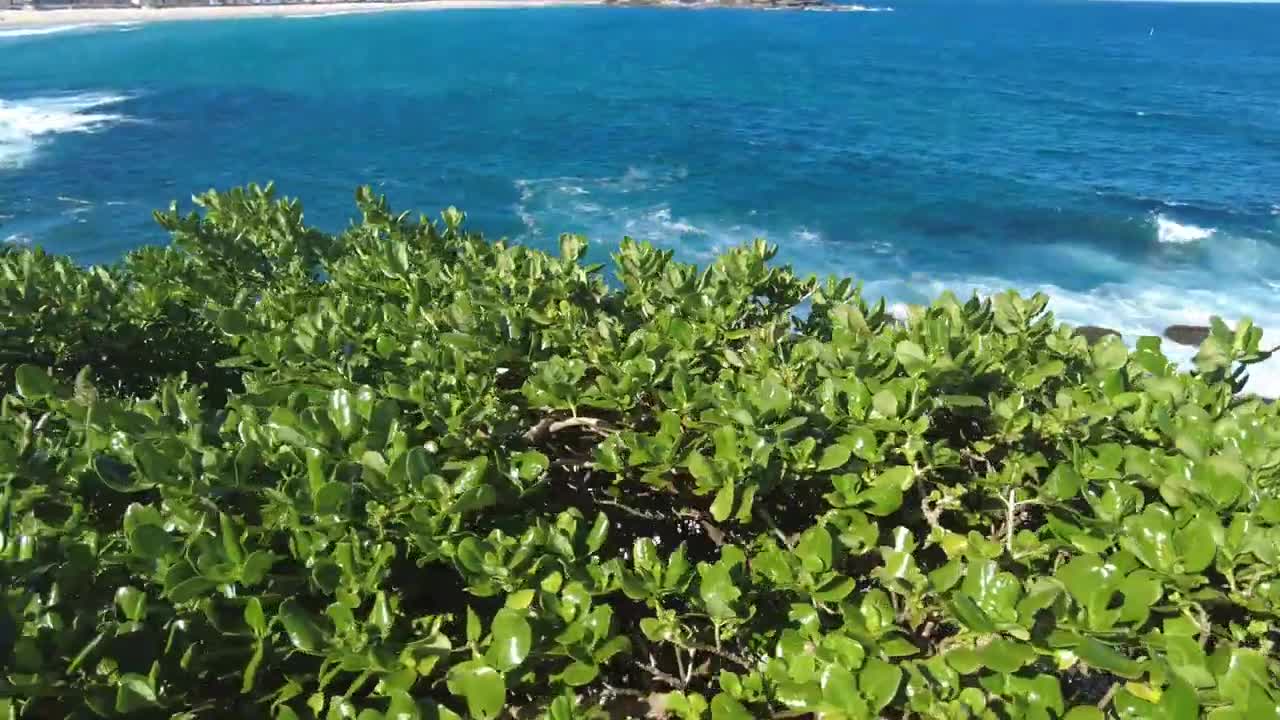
0 92 132 169
1154 213 1215 244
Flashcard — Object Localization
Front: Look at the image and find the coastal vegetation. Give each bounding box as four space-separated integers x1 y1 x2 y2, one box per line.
2 184 1279 719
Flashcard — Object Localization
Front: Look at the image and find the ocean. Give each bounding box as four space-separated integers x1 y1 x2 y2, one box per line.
2 1 1279 390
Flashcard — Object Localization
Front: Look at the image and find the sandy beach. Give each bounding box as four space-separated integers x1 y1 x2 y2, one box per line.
0 0 602 28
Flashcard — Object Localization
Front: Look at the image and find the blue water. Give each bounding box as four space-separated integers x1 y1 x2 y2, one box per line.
3 1 1280 387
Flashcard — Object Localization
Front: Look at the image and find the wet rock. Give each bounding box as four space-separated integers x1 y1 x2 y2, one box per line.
1164 325 1211 347
1074 325 1121 345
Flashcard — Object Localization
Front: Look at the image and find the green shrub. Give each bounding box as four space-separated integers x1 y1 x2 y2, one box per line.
2 184 1279 719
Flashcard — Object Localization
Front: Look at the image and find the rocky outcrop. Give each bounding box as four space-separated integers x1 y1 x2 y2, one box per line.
1163 325 1212 347
1073 325 1121 345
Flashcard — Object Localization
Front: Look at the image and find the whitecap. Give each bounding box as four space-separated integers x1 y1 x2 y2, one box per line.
0 22 136 38
3 233 31 246
648 207 704 235
619 166 651 190
1154 213 1214 244
287 10 364 19
793 227 822 243
858 270 1280 398
511 170 1280 398
0 24 89 39
0 92 132 169
820 4 894 11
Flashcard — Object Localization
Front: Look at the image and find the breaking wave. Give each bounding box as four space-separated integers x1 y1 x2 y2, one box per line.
0 92 132 169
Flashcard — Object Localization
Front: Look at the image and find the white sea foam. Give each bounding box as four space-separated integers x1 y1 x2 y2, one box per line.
288 10 365 19
0 92 132 169
514 170 764 262
793 227 822 243
645 207 705 235
860 272 1280 398
0 24 89 39
800 4 894 11
512 169 1279 395
1154 213 1215 244
0 22 137 38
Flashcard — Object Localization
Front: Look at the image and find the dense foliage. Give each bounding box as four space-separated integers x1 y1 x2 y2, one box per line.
3 184 1280 720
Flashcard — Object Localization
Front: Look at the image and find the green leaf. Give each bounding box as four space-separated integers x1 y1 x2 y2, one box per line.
446 660 506 719
796 526 833 573
975 638 1036 673
559 233 587 262
859 657 902 712
710 482 735 522
1092 336 1129 371
14 365 56 400
1164 635 1213 688
1045 464 1083 500
244 597 267 637
872 389 899 418
219 512 244 566
486 608 532 671
557 661 598 687
114 586 146 621
314 482 351 516
811 575 856 602
241 550 276 585
843 428 880 461
895 340 930 375
1159 677 1199 720
278 599 329 654
817 443 852 472
369 591 393 635
753 377 792 416
515 450 550 482
1175 513 1219 573
687 452 716 486
1075 637 1143 679
710 693 753 720
115 673 157 712
167 576 215 604
875 465 915 491
217 307 250 335
466 606 483 645
242 641 264 694
821 664 865 715
127 523 172 559
949 594 996 633
585 513 609 554
698 556 743 620
329 388 358 440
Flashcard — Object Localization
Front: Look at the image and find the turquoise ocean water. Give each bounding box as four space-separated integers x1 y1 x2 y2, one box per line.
2 1 1279 387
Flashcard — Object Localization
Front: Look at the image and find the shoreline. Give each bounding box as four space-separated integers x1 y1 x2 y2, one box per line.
0 0 891 28
0 0 605 28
